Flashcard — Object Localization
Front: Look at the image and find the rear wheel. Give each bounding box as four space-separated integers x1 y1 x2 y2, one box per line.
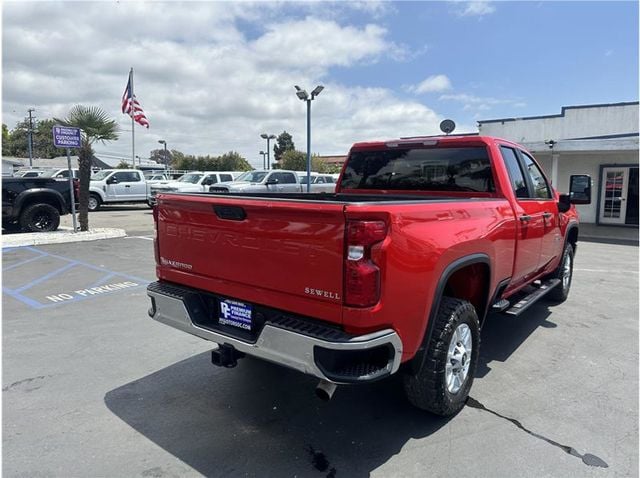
88 194 101 212
403 296 480 416
545 243 574 303
19 203 60 233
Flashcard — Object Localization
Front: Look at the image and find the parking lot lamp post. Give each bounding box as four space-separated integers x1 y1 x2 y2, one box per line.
259 150 268 169
294 85 324 192
260 133 276 170
158 140 168 168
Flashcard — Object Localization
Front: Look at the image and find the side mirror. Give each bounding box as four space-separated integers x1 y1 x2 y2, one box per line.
569 174 591 204
202 179 213 186
559 175 591 212
265 178 278 186
107 176 118 184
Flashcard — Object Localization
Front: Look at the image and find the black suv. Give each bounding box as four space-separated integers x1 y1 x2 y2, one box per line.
2 177 77 233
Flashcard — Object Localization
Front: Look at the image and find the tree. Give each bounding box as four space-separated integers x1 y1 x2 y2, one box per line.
279 149 306 171
116 161 131 169
273 131 295 162
217 151 252 171
2 124 10 156
278 150 328 173
149 148 175 167
55 106 119 231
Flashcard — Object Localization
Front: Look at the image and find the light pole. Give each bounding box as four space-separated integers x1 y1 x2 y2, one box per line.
294 85 323 192
260 133 276 170
259 150 268 170
158 139 168 168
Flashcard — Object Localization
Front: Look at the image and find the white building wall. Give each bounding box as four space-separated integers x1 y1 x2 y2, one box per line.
531 150 638 223
479 103 639 142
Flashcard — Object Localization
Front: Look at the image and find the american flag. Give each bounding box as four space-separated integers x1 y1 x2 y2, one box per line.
121 74 150 128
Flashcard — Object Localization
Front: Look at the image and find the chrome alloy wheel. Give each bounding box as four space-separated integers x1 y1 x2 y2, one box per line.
88 196 98 211
562 251 572 289
445 323 472 394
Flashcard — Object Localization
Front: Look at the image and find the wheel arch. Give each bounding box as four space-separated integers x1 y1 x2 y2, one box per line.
16 190 66 215
409 253 491 374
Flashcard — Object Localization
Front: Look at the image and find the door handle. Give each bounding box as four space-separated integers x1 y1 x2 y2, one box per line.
125 185 131 188
542 212 553 219
519 214 531 222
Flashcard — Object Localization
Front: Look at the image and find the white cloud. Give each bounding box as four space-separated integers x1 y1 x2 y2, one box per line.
439 92 526 114
2 2 457 168
457 1 496 17
409 74 452 94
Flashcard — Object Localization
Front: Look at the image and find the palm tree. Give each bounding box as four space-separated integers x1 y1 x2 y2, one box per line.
55 106 119 231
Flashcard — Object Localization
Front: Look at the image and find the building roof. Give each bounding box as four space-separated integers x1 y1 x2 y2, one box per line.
478 101 639 124
316 155 347 165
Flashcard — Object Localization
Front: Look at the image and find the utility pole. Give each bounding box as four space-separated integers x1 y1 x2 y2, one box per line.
27 108 35 168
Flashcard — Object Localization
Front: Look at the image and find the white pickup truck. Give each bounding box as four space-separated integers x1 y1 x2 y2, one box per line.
297 172 337 193
148 171 238 205
89 169 148 211
209 170 302 194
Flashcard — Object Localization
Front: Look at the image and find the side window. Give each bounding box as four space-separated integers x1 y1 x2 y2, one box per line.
275 173 296 184
500 146 529 199
316 177 325 184
112 172 128 182
219 174 233 182
57 170 70 178
520 152 552 199
204 174 218 184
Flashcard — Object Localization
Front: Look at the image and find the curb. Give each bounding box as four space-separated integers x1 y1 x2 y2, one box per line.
2 227 127 248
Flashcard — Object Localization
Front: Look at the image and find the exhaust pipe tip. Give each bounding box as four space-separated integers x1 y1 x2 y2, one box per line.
315 379 337 401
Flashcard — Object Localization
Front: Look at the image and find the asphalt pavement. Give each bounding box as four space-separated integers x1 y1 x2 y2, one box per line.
2 230 638 477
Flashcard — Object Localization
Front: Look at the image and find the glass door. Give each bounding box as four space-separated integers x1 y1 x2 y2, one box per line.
599 167 629 225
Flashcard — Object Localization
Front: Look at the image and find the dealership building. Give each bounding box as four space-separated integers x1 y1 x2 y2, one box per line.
478 101 639 227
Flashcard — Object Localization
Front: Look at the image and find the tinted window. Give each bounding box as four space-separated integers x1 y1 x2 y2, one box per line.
500 146 529 198
341 147 494 192
520 152 552 199
219 174 233 182
204 174 218 184
113 171 141 182
273 172 296 184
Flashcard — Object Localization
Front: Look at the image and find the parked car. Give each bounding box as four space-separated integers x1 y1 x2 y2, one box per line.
2 177 78 232
209 170 302 193
13 170 46 178
297 172 337 193
39 168 80 179
88 169 148 211
148 171 238 206
147 135 591 416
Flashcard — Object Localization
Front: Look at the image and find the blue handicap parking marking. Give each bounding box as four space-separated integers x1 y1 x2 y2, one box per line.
2 246 151 309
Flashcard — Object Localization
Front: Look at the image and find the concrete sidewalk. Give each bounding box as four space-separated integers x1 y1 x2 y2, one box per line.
580 223 639 246
2 227 126 248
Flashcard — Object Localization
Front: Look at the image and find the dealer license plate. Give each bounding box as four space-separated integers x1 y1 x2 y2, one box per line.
218 299 253 330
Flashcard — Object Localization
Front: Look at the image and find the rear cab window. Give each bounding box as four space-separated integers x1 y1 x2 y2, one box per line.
340 146 495 193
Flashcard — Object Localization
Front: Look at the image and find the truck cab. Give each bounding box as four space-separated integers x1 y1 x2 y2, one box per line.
210 170 302 193
89 169 148 211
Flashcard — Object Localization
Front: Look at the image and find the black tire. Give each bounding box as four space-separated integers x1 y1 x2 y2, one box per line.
19 203 60 233
545 243 574 303
403 296 480 416
88 194 101 212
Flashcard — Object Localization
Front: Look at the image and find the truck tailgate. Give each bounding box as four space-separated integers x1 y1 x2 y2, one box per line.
156 194 346 322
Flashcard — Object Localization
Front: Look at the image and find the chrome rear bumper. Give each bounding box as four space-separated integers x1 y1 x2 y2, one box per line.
147 281 403 384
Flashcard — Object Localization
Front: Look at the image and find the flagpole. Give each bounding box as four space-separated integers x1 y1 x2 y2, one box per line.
130 67 135 168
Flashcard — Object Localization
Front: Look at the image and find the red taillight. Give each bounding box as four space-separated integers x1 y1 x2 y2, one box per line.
152 204 160 264
347 220 387 246
344 220 387 307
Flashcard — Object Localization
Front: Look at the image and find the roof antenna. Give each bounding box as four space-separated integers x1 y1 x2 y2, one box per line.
440 119 456 135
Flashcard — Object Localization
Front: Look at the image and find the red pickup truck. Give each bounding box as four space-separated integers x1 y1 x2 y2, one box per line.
147 135 591 416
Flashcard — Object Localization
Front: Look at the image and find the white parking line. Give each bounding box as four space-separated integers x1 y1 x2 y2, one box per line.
125 236 154 241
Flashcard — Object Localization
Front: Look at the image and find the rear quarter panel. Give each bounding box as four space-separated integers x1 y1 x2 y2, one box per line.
342 199 516 361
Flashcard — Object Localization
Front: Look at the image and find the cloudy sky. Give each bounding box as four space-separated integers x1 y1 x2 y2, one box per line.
3 1 638 168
